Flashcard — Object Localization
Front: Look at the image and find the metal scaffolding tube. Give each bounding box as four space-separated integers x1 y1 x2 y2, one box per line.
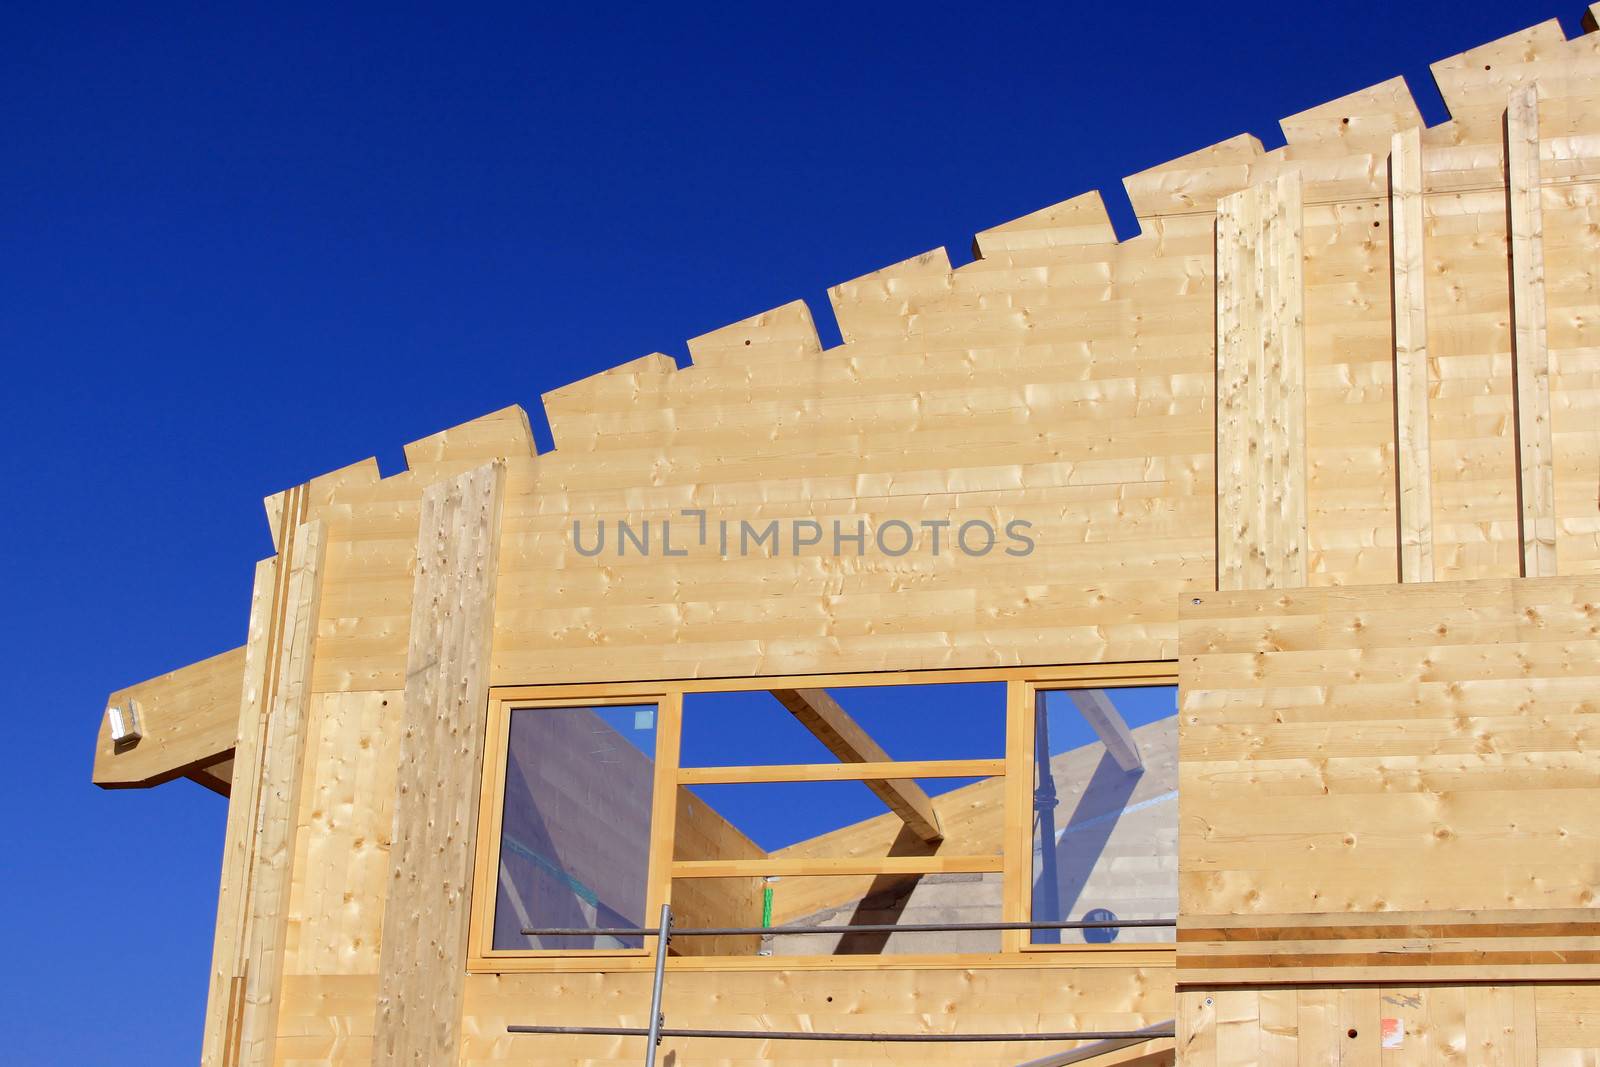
643 903 670 1067
522 917 1174 937
1011 1020 1176 1066
508 1024 1177 1044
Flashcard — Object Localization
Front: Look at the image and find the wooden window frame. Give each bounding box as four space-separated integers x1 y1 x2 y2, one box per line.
468 691 678 966
468 662 1177 973
1012 676 1180 954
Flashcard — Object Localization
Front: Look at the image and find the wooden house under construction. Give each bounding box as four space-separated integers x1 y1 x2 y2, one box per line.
95 9 1600 1065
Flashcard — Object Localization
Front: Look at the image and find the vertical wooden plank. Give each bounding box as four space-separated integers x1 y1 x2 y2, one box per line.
1216 181 1250 593
1178 990 1218 1067
1512 986 1538 1067
1270 172 1307 591
372 461 506 1067
1506 84 1558 578
199 556 277 1067
1389 126 1435 583
1341 987 1382 1067
1467 985 1518 1066
1215 989 1262 1065
236 519 327 1067
644 689 683 956
1427 985 1468 1064
1297 987 1340 1065
1216 172 1307 591
1379 987 1428 1066
1259 988 1299 1063
1000 680 1032 953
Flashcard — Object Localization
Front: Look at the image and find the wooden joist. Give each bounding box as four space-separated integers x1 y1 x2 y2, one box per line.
1507 84 1558 578
769 688 944 842
372 461 506 1067
1214 172 1307 592
1065 690 1142 772
1389 125 1435 584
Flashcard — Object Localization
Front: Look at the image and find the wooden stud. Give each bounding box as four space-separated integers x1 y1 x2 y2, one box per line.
372 462 505 1067
1390 125 1435 584
1506 85 1558 578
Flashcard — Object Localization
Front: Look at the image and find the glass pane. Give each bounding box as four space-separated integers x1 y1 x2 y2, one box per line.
1030 686 1177 944
678 681 1005 846
681 682 1004 770
761 874 1003 956
493 703 657 950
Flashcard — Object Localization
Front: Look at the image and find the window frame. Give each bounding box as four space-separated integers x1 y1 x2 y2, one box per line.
1013 678 1180 954
469 663 1176 972
468 691 679 965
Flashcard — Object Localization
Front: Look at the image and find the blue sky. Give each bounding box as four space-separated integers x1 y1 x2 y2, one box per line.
2 2 1573 1062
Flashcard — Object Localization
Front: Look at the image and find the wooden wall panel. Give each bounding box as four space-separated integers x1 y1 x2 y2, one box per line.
371 462 506 1067
463 965 1173 1065
283 690 401 977
274 966 1175 1066
1178 577 1600 987
1176 983 1600 1065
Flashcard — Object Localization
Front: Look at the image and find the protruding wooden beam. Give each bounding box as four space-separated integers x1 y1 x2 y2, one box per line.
1507 85 1558 578
1066 690 1143 773
769 688 943 842
373 461 506 1067
94 645 246 789
1389 126 1435 583
1215 172 1307 591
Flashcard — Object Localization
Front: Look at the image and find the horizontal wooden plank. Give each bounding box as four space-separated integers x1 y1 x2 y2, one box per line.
671 855 1003 879
677 759 1005 785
